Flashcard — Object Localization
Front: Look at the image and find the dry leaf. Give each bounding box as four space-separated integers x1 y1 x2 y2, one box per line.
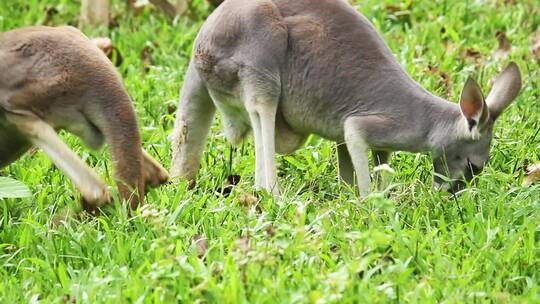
523 162 540 187
192 234 208 257
493 31 512 60
187 179 197 190
461 48 482 63
428 64 451 95
238 192 258 206
238 192 262 213
141 45 153 72
266 225 276 237
443 40 457 55
236 235 251 252
63 294 77 304
167 104 176 115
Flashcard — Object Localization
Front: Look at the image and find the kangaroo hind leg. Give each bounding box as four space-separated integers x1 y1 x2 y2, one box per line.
243 71 280 195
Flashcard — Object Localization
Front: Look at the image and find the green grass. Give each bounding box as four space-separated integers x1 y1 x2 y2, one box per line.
1 0 539 302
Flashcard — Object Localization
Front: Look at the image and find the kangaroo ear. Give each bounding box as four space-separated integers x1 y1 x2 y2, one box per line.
486 62 522 119
460 77 488 133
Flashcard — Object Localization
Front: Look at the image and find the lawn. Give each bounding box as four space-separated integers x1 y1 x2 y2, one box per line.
1 0 539 302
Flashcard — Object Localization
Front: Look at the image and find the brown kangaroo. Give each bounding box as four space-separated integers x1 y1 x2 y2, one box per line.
0 26 169 211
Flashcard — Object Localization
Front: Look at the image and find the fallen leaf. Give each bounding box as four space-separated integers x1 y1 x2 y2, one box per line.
236 235 251 252
238 192 258 206
493 31 512 60
443 40 457 55
461 48 482 63
428 64 451 95
63 294 76 304
238 192 262 213
523 162 540 187
108 14 120 29
266 225 276 237
531 27 540 63
187 179 197 190
192 234 208 257
91 37 123 66
141 44 153 73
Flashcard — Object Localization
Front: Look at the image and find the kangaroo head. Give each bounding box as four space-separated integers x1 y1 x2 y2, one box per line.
432 62 522 192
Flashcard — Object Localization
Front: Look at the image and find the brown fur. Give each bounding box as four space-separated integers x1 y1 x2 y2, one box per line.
0 26 169 211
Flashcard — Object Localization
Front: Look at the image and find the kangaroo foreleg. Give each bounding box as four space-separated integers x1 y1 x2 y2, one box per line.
7 113 110 211
344 117 372 198
171 62 216 183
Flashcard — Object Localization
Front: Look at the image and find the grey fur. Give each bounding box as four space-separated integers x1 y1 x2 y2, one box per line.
171 0 522 196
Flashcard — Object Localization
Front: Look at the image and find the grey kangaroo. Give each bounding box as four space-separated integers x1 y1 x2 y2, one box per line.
0 26 169 211
171 0 522 197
